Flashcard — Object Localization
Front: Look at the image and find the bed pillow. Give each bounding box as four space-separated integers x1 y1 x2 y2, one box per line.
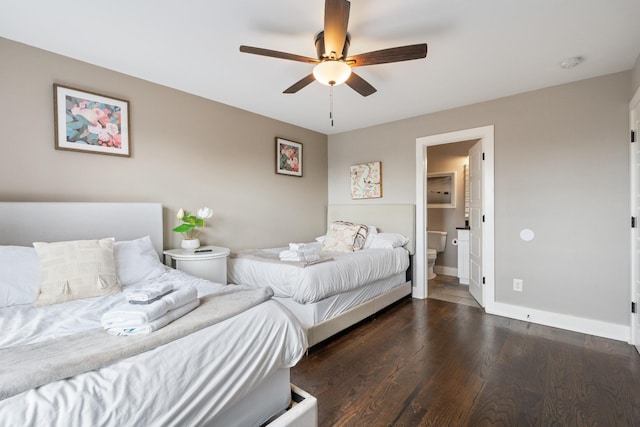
33 238 121 307
0 245 42 307
114 236 167 286
368 232 409 250
363 226 378 249
322 221 369 253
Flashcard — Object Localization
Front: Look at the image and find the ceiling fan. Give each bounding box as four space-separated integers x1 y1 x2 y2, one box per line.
239 0 428 97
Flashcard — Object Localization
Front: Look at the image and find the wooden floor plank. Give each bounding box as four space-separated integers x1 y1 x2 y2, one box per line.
291 297 640 427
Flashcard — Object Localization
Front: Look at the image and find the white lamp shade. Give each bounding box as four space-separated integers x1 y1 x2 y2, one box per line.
313 60 352 86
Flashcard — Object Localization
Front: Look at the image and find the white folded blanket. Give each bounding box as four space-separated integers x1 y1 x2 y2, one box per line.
124 283 173 303
106 299 200 336
280 253 320 262
101 285 198 329
279 247 320 261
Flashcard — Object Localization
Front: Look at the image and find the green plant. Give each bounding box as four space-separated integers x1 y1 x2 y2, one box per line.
172 207 213 239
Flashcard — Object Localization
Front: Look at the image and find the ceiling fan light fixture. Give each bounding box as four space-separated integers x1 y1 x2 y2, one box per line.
313 60 351 86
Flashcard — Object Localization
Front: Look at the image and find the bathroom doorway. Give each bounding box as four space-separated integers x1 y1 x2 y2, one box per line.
414 126 495 310
424 140 477 306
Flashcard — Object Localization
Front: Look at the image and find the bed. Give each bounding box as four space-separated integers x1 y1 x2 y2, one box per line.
0 202 309 427
228 204 415 346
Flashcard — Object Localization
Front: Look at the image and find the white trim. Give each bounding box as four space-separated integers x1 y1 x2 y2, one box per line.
488 302 630 343
434 266 457 276
415 126 495 306
630 86 640 348
631 85 640 111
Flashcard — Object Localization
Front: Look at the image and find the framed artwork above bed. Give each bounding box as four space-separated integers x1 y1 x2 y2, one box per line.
53 84 131 157
350 161 382 199
276 137 302 177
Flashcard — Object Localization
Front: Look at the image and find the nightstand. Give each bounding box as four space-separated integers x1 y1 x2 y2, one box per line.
163 246 230 284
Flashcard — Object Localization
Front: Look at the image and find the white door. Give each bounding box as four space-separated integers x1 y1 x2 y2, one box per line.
631 88 640 352
468 140 483 306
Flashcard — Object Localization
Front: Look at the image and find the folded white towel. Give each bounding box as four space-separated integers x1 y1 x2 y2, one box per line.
279 249 320 262
125 283 174 303
107 299 200 336
101 285 198 329
289 243 307 250
279 247 319 259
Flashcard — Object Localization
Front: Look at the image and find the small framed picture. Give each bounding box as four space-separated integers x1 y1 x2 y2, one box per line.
53 84 131 157
350 161 382 199
276 137 302 177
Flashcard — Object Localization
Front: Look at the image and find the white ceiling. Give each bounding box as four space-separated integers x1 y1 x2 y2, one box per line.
2 0 640 135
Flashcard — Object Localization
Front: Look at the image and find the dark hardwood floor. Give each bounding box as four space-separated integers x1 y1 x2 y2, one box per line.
291 297 640 426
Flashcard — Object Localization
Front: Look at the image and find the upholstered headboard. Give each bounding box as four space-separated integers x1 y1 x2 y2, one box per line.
327 204 416 254
0 202 164 256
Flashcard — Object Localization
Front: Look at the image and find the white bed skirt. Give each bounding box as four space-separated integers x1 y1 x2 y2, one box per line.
275 274 411 346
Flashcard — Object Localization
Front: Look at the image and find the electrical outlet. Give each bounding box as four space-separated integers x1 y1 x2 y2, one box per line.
513 278 523 292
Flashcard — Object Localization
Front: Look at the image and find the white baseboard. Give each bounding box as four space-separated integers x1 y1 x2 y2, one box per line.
486 302 630 343
434 266 457 277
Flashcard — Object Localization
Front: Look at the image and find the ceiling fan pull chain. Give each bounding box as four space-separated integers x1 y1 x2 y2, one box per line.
330 84 334 127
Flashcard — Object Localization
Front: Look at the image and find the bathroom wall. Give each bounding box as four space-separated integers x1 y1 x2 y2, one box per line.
426 140 477 270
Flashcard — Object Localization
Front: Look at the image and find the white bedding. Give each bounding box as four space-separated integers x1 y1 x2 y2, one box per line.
274 273 407 325
228 246 410 304
0 269 308 426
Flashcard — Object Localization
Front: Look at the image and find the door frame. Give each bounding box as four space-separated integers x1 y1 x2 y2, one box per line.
630 86 640 349
414 125 495 312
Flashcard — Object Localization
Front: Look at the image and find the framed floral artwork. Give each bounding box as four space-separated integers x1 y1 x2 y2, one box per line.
276 137 302 177
350 161 382 199
53 84 131 157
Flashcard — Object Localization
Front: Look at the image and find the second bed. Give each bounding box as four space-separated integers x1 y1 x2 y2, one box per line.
228 204 415 346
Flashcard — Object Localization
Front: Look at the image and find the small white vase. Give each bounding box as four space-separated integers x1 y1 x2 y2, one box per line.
181 238 201 250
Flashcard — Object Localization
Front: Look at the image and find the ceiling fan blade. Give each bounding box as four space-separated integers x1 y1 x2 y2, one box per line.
346 43 428 67
345 71 377 97
323 0 350 58
239 45 319 64
283 74 316 94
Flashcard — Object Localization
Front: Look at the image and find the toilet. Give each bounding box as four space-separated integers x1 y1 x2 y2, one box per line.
427 230 447 279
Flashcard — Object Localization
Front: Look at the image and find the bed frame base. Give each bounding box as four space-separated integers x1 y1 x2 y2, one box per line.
307 281 412 347
265 384 318 427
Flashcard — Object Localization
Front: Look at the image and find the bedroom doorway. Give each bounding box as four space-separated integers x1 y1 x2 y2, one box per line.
414 126 495 311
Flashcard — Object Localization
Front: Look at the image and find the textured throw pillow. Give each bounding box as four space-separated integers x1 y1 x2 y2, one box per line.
352 223 369 251
322 221 369 253
33 238 121 306
0 245 42 307
114 236 167 286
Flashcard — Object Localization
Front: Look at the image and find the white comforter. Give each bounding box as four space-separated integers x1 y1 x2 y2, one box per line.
228 246 410 304
0 269 307 426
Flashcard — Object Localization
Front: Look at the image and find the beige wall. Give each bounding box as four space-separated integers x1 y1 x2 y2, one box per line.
329 71 631 327
0 37 328 251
